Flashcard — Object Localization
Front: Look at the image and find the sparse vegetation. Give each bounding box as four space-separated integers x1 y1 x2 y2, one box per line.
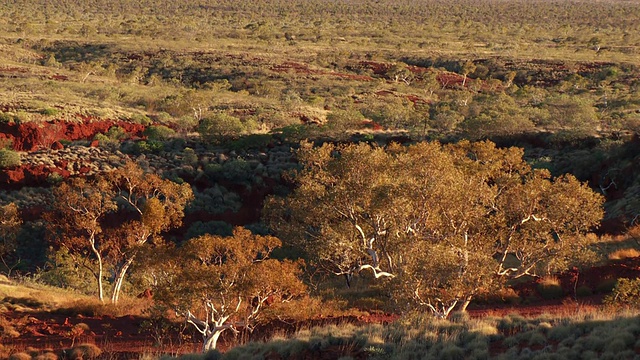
1 0 640 358
0 149 21 169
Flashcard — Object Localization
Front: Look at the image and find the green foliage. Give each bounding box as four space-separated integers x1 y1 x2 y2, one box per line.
129 113 153 126
130 140 165 154
229 134 274 151
325 108 366 133
604 278 640 308
37 247 97 294
0 112 15 124
94 126 127 150
150 227 307 351
205 159 254 184
38 107 59 116
144 125 176 141
185 221 233 239
0 149 21 168
266 140 604 317
198 112 246 143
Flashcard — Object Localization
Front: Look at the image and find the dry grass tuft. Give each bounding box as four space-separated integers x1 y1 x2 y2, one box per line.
56 296 150 318
608 248 640 260
69 344 102 360
34 352 58 360
8 352 32 360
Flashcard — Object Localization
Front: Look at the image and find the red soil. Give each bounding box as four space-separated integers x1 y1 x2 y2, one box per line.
0 164 71 188
270 61 374 81
6 258 639 358
0 118 145 152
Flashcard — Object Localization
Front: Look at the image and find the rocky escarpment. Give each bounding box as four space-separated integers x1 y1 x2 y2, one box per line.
0 118 145 152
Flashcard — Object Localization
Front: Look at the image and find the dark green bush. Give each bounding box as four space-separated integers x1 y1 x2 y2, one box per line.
131 140 164 154
39 108 59 116
229 134 274 151
0 112 15 124
576 285 593 297
185 221 233 239
537 278 564 300
129 113 153 126
144 125 176 140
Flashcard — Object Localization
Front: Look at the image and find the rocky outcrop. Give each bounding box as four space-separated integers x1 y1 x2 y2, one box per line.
0 118 145 152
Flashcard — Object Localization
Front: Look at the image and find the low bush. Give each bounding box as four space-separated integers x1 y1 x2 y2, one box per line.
69 344 101 359
129 113 153 126
537 276 564 300
34 352 57 360
604 278 640 308
596 277 618 294
575 285 593 297
144 125 176 141
39 108 59 116
0 149 21 168
8 352 31 360
0 112 15 124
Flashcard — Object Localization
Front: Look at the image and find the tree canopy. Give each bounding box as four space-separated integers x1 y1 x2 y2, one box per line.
45 160 194 303
150 227 306 351
265 140 604 317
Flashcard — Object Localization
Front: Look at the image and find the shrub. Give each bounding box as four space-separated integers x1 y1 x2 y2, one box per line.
537 276 564 300
182 147 198 166
229 134 274 151
548 325 572 341
69 344 101 359
34 352 57 360
185 221 233 239
0 138 13 149
129 113 153 126
39 108 59 116
0 149 21 168
131 140 164 154
144 125 175 141
528 331 547 346
575 285 593 297
596 277 618 293
497 315 529 336
198 112 246 143
74 323 91 331
604 278 640 307
0 112 15 124
8 353 31 360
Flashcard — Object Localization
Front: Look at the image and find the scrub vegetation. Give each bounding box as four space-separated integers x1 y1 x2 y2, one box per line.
1 0 640 359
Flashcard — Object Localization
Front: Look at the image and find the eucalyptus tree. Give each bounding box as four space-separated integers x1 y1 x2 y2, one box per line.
265 140 603 317
46 161 193 303
150 227 306 351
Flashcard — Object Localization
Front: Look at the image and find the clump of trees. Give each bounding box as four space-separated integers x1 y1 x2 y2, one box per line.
265 140 604 317
45 161 194 303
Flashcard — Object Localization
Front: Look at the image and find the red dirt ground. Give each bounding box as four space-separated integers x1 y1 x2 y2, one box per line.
3 257 639 359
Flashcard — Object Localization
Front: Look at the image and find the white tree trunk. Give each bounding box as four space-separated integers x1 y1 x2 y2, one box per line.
426 300 458 319
111 256 135 304
96 262 104 303
202 329 223 352
89 235 104 303
459 297 472 312
185 310 235 352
